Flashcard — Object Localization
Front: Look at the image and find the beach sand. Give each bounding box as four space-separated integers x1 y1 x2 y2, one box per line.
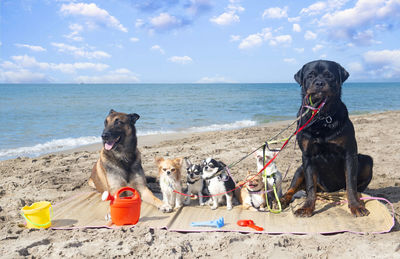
1 111 399 258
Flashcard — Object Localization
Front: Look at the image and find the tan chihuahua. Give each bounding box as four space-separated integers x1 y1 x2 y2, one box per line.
156 157 184 213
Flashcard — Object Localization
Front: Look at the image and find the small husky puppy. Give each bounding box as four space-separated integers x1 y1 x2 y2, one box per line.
237 171 266 211
256 150 283 202
202 158 236 210
184 159 205 206
156 157 184 213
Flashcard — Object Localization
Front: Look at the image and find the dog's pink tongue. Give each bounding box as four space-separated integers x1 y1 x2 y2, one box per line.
104 141 115 151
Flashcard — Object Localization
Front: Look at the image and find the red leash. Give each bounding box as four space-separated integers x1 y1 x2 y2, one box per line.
174 100 325 198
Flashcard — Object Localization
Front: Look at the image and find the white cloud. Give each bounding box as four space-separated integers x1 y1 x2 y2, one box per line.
130 37 139 43
269 35 292 46
210 11 239 25
262 6 288 19
347 62 364 73
51 62 109 73
196 75 236 83
76 68 139 83
150 13 181 30
312 44 324 52
292 23 301 32
239 28 294 49
300 0 349 16
60 2 128 32
168 56 193 64
150 45 165 54
135 19 144 28
0 69 49 83
364 49 400 67
319 0 400 43
4 55 108 74
230 35 241 42
51 42 111 59
11 55 50 70
283 58 296 64
210 1 244 26
288 16 301 22
15 43 46 52
239 34 263 49
304 30 317 40
64 23 84 41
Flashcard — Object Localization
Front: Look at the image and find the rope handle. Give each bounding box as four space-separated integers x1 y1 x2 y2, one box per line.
21 206 53 227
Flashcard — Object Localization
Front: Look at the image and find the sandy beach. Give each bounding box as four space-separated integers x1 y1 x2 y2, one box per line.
1 111 399 258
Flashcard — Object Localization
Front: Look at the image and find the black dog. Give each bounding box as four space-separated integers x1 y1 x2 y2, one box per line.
280 60 373 217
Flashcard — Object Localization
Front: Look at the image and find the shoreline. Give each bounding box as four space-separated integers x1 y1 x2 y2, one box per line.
2 110 394 161
52 110 388 156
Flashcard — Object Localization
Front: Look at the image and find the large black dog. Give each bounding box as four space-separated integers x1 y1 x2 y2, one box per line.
280 60 373 217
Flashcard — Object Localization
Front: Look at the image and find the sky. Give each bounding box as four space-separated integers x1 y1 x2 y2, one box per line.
1 0 399 83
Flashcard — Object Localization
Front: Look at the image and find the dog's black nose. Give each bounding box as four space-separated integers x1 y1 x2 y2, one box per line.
314 80 325 88
167 171 171 175
102 131 111 140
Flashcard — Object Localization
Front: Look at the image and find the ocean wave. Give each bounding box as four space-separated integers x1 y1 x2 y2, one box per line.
137 120 257 135
184 120 257 133
1 120 257 160
0 136 101 160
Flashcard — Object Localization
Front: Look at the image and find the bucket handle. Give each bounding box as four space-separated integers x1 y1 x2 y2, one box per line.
21 206 53 227
116 187 140 200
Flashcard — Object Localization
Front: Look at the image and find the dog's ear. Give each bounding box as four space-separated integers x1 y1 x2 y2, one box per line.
174 158 184 168
184 157 192 168
108 109 116 115
155 157 164 165
338 65 349 84
294 66 304 86
128 113 140 124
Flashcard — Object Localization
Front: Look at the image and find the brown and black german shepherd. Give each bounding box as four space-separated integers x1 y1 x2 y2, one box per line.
89 109 163 209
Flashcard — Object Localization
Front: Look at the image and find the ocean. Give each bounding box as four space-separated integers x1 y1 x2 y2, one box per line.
1 83 399 160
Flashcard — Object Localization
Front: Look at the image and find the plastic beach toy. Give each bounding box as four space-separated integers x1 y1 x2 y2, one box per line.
190 217 225 228
237 219 264 231
102 187 141 226
21 201 52 229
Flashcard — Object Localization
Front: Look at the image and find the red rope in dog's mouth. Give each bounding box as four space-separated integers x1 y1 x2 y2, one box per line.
173 99 326 198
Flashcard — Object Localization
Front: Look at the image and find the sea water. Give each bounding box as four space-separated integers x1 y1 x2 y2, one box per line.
0 83 399 160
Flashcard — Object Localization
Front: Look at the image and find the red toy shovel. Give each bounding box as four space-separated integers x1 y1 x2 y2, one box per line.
237 220 264 231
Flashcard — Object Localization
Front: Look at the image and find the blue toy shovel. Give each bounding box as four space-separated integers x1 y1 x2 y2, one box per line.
190 217 225 228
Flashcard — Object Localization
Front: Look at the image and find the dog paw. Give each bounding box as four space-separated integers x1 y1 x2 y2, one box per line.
210 205 218 210
349 205 370 217
199 202 205 206
160 204 173 213
280 196 291 209
227 205 233 211
294 207 314 217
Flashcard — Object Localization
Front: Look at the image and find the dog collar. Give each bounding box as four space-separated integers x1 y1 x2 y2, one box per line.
203 168 224 180
247 188 264 194
187 178 200 184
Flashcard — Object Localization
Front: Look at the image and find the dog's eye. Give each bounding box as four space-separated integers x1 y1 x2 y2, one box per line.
171 168 176 172
163 168 167 171
114 119 122 126
323 72 333 79
307 72 316 79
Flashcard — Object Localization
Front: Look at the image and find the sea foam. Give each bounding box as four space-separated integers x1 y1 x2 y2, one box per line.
0 136 101 160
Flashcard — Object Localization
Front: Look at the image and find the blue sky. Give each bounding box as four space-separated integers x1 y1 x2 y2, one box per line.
1 0 399 83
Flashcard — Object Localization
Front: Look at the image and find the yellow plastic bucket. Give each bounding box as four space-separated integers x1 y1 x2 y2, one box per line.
21 201 52 229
